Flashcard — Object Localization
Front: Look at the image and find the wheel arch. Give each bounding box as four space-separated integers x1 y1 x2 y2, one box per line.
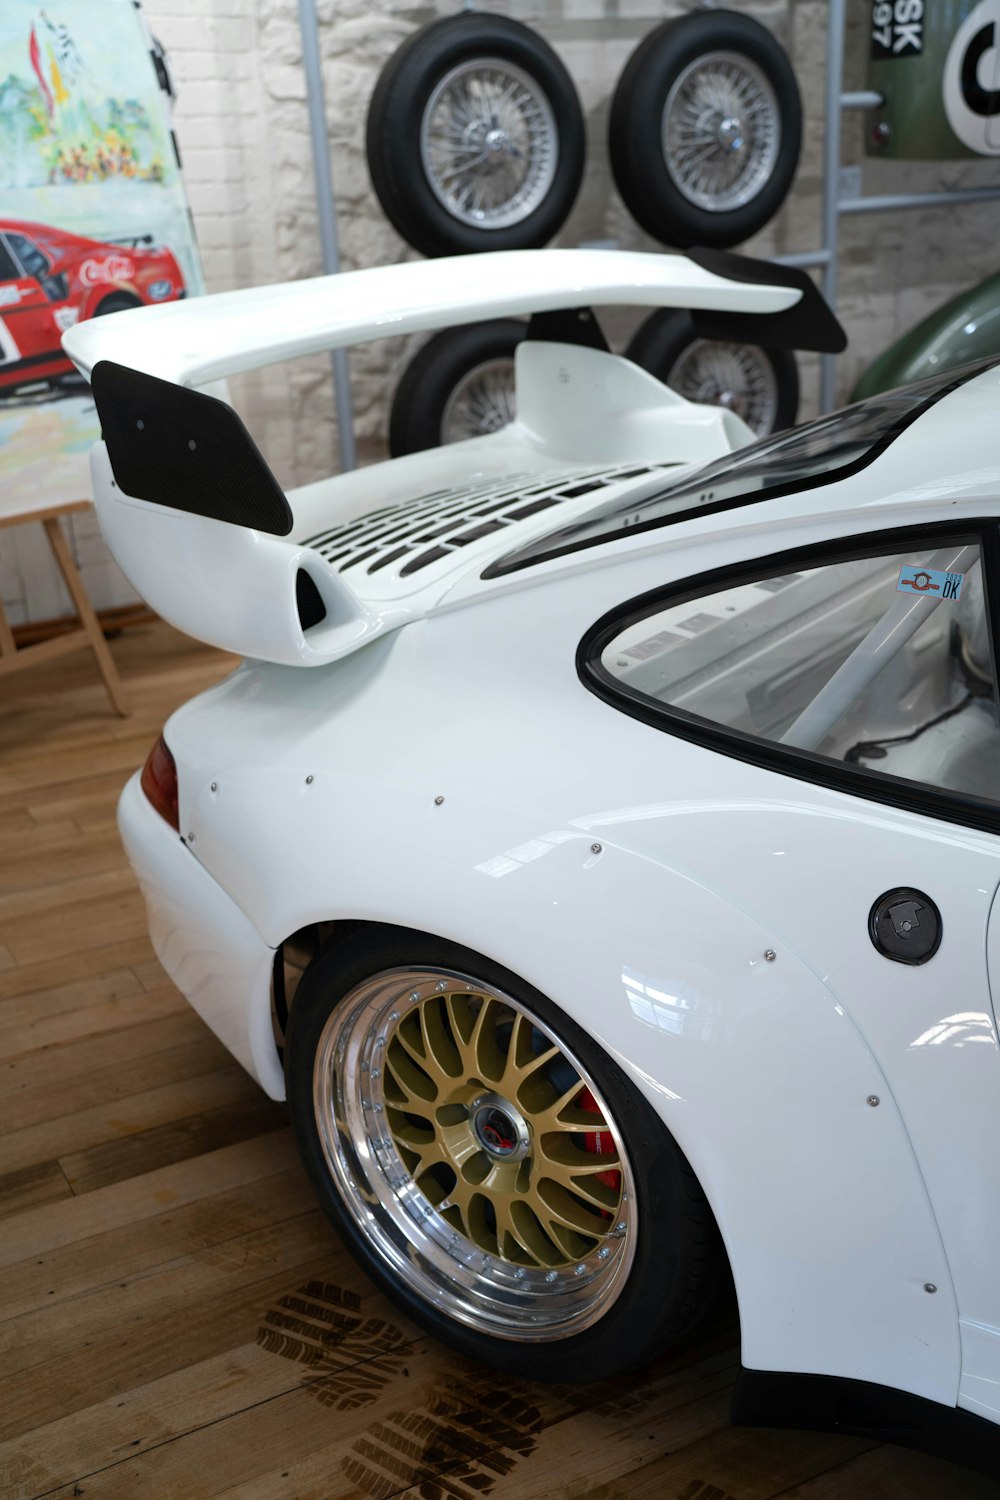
182 712 959 1401
260 844 960 1406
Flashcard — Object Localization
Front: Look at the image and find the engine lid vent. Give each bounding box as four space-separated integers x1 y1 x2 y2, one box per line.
303 463 665 585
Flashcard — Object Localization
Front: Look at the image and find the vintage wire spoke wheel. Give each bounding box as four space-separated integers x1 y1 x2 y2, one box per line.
609 10 801 249
285 929 723 1379
626 309 799 436
661 52 779 214
388 320 524 456
441 357 518 441
420 59 558 231
367 14 585 257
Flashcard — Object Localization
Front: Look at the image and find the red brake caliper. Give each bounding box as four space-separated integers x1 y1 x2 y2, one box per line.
578 1087 622 1213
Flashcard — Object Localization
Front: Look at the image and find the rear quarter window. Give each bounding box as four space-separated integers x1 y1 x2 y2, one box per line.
583 529 1000 827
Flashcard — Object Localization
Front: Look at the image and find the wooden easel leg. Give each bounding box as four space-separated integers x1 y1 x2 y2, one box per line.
42 517 129 717
0 595 16 660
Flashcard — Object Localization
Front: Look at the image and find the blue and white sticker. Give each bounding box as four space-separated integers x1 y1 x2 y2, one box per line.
897 564 965 601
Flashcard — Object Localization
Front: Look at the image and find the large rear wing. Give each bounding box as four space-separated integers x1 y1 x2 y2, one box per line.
63 247 844 387
63 248 846 668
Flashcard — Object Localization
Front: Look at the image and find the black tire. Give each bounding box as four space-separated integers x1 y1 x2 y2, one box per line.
367 14 585 257
609 10 802 249
626 309 799 436
389 320 524 456
284 925 723 1381
93 292 142 316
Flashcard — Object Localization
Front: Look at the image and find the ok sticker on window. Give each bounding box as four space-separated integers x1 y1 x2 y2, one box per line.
897 565 965 601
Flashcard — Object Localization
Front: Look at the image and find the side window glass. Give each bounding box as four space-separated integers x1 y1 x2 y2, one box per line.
599 540 1000 803
7 233 49 279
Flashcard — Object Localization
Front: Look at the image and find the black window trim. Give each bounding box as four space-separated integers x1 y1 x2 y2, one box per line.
578 518 1000 838
485 363 992 581
6 232 49 281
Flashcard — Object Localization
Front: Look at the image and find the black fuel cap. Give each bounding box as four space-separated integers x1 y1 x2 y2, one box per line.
869 888 941 965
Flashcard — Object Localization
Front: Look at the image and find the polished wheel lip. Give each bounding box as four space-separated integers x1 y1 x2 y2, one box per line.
312 965 637 1342
661 50 780 213
668 338 779 435
440 356 517 442
420 58 559 230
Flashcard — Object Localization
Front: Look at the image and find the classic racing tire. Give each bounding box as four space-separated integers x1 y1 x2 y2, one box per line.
389 320 525 455
625 309 799 435
608 11 801 248
284 926 722 1380
367 15 585 257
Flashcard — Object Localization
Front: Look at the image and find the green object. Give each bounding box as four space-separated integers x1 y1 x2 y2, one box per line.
850 271 1000 401
866 0 1000 160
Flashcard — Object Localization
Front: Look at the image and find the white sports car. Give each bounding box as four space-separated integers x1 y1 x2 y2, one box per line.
64 251 1000 1478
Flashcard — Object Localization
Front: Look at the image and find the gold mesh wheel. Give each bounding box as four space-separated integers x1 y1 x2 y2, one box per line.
312 966 637 1340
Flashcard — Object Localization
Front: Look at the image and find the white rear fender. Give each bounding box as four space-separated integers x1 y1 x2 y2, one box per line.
90 443 405 666
174 745 959 1406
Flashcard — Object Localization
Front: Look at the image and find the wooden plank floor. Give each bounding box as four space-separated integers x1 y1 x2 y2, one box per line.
0 622 995 1500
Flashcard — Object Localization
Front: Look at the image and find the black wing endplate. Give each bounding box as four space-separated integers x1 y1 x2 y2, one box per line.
688 249 847 354
90 360 293 537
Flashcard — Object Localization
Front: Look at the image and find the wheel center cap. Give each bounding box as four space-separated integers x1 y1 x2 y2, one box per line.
471 1092 531 1161
485 127 511 157
716 115 744 151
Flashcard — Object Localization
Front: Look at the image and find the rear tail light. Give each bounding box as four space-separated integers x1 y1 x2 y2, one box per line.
141 734 180 831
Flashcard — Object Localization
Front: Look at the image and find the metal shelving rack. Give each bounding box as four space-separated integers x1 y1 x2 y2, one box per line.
298 0 357 470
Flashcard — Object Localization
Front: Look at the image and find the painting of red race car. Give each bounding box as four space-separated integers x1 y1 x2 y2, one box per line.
0 218 185 394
